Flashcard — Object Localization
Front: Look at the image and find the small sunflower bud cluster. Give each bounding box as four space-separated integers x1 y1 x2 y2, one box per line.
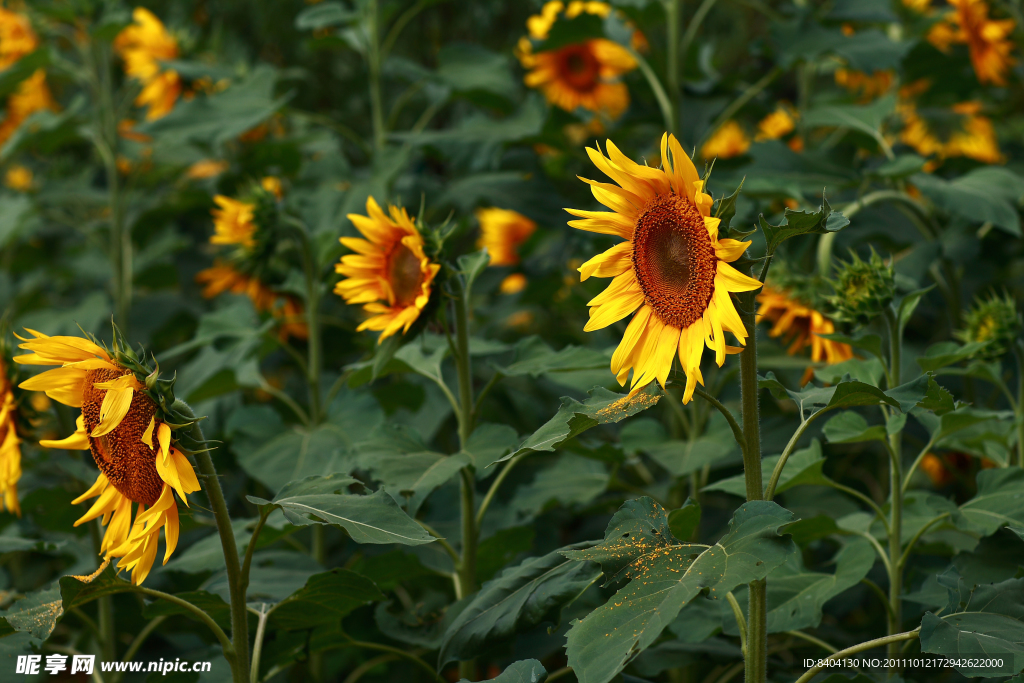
956 291 1021 360
826 249 896 326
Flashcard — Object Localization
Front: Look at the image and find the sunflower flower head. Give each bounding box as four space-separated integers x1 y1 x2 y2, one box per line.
516 1 637 120
114 8 182 120
700 121 751 160
14 328 203 585
0 348 24 516
476 207 537 267
757 264 853 385
336 197 441 343
0 7 38 70
927 0 1015 86
209 179 279 254
569 133 763 404
826 249 896 326
834 68 895 102
195 263 308 341
755 106 797 142
4 165 33 192
957 291 1021 359
899 98 1003 166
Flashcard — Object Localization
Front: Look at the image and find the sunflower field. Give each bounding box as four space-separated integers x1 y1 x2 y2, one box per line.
1 0 1024 682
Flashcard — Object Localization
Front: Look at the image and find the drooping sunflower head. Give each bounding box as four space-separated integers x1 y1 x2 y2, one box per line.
476 207 537 267
335 197 441 343
826 249 896 326
14 328 202 585
0 7 38 71
195 263 309 342
957 291 1021 359
114 7 182 120
569 133 762 403
209 179 279 255
516 1 637 120
930 0 1016 86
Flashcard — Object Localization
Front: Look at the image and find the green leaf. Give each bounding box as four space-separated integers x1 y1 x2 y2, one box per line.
463 423 519 473
2 584 62 640
510 454 609 519
953 528 1024 586
704 440 829 497
295 1 359 30
0 50 50 100
759 373 900 417
759 192 849 257
920 568 1024 675
874 154 926 178
436 43 517 100
724 537 875 634
913 167 1024 237
478 527 535 583
492 337 610 378
802 95 896 153
714 179 746 237
496 385 662 465
439 543 601 666
270 569 384 630
823 411 887 444
247 474 435 546
459 660 547 683
458 249 491 294
816 332 884 361
813 357 885 387
142 591 232 630
886 374 954 415
563 499 797 683
917 341 989 372
959 468 1024 536
668 499 702 542
896 286 935 336
371 450 471 515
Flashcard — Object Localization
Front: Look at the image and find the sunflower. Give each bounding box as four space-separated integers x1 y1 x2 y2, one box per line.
476 207 537 267
0 357 22 515
569 134 762 403
899 100 1002 165
335 197 440 342
196 263 309 341
516 1 637 120
0 69 58 146
928 0 1015 85
755 106 797 142
4 165 33 192
0 7 37 70
757 285 853 385
834 68 895 102
15 331 201 585
210 196 257 248
185 159 229 180
700 121 750 160
114 8 182 120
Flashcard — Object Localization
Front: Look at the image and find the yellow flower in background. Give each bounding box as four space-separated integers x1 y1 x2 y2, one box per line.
756 285 854 385
0 358 22 515
928 0 1015 85
4 165 32 192
516 1 637 120
114 8 182 120
14 331 201 585
700 121 751 160
899 100 1002 165
0 7 38 69
476 207 537 266
903 0 932 11
210 196 257 248
185 159 229 180
755 106 797 141
261 176 284 199
195 264 309 341
335 197 441 342
569 134 762 403
500 273 529 294
834 68 895 102
0 69 58 146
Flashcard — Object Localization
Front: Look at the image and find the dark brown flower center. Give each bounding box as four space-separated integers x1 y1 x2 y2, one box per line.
556 44 600 91
82 368 163 507
387 241 424 307
631 194 717 329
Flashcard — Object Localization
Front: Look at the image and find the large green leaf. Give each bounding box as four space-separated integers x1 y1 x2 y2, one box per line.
492 337 610 378
758 193 849 258
759 373 900 417
959 468 1024 535
920 568 1024 676
704 440 829 497
913 167 1024 237
510 454 609 519
496 385 662 465
723 538 875 634
917 341 989 372
247 474 434 546
822 411 887 444
439 542 601 665
802 96 896 153
562 498 797 683
270 569 384 630
459 659 547 683
142 591 232 630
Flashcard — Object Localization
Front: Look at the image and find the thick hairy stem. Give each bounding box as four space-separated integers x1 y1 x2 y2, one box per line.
176 402 249 683
738 289 766 683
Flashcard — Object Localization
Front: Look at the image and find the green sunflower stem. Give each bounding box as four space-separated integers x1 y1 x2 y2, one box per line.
1015 342 1024 468
665 0 681 136
175 401 250 683
738 286 766 683
367 0 386 152
882 307 904 662
88 520 117 663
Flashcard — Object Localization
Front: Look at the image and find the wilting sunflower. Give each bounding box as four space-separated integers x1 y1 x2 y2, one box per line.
516 1 637 120
114 8 182 120
928 0 1015 85
336 197 440 342
0 356 22 515
700 121 750 160
570 134 762 403
196 263 308 341
476 207 537 267
15 330 202 585
757 284 853 385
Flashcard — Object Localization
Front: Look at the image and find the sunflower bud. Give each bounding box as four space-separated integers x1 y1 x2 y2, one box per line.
826 249 895 326
956 291 1021 359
